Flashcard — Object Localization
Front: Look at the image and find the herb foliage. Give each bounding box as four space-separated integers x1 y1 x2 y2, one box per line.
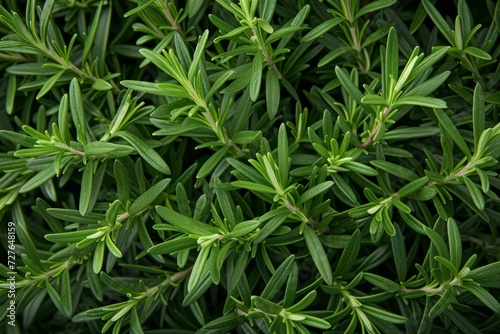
1 0 500 333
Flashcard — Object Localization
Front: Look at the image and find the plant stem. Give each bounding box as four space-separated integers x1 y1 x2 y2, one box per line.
360 107 391 149
161 1 185 37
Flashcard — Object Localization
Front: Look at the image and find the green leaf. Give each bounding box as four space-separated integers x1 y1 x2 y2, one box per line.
463 47 492 60
463 283 500 313
385 27 399 97
187 0 204 17
36 70 66 99
422 0 454 45
252 296 283 314
5 74 16 115
156 206 219 235
277 124 289 186
81 2 103 65
250 52 263 102
463 176 484 211
116 131 170 174
69 78 87 145
472 83 485 147
300 17 343 42
93 240 105 274
130 307 144 334
423 226 450 260
287 290 317 313
318 46 353 67
261 255 295 300
86 260 103 301
231 180 276 194
335 67 364 105
266 26 306 44
20 167 56 193
363 273 399 292
228 250 249 292
355 0 397 19
129 178 170 215
296 181 333 206
0 130 37 147
361 94 388 106
303 225 333 285
188 30 209 82
196 146 229 179
266 69 280 119
80 161 94 216
384 127 441 140
370 160 418 181
363 305 407 327
392 96 447 109
91 78 112 91
45 229 97 243
60 269 72 317
391 224 407 282
397 176 429 198
188 245 210 292
434 109 472 159
16 222 45 272
335 230 361 277
429 285 455 317
205 70 234 101
224 220 260 239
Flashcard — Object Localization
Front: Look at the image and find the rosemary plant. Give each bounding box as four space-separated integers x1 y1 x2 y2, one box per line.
1 0 500 333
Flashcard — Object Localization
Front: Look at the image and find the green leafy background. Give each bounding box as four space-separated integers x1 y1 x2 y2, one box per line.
1 0 500 333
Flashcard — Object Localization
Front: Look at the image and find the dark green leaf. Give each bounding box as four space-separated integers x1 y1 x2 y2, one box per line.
129 178 170 215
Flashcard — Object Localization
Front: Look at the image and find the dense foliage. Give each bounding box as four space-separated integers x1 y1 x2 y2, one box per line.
1 0 500 333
